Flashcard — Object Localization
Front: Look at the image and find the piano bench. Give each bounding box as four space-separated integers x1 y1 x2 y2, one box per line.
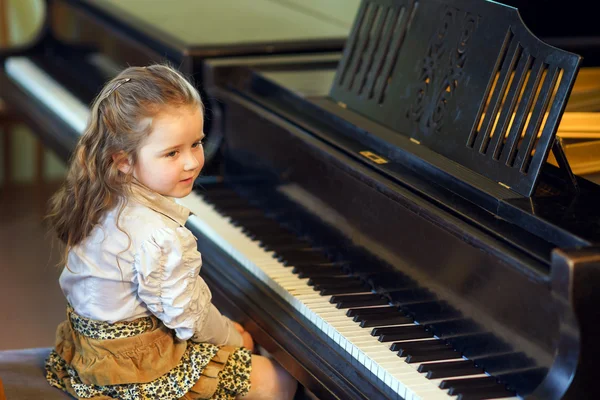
0 348 72 399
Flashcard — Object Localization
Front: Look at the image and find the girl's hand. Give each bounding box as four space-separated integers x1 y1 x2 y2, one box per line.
241 330 255 352
233 321 255 352
233 322 245 334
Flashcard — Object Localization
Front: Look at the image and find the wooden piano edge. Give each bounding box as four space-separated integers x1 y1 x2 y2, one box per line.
0 69 78 163
188 224 397 400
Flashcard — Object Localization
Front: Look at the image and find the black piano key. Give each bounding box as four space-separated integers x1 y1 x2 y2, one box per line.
428 367 483 379
241 226 284 238
312 277 362 287
455 386 516 400
252 233 299 246
397 342 450 357
292 263 343 272
439 376 497 389
330 293 384 303
405 348 461 363
239 225 288 238
372 325 426 336
276 247 327 257
346 306 398 318
354 310 407 324
417 361 483 379
241 222 292 236
373 325 433 342
379 332 434 342
390 339 444 352
320 284 370 296
359 315 413 328
295 266 347 279
331 294 389 309
218 209 266 219
418 360 471 373
255 232 300 244
278 250 332 265
313 280 366 291
447 382 500 396
311 276 361 287
266 243 315 252
252 228 298 241
338 298 389 309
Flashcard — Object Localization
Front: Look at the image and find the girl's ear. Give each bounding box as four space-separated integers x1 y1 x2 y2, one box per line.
112 151 132 174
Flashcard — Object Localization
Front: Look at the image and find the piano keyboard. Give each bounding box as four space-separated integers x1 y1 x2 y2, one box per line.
177 188 520 400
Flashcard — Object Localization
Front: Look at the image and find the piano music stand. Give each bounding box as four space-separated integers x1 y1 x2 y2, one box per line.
330 0 582 197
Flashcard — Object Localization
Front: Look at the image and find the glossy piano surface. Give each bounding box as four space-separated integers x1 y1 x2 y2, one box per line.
79 0 359 55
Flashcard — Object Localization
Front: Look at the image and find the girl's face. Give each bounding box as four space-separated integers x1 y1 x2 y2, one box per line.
132 106 205 198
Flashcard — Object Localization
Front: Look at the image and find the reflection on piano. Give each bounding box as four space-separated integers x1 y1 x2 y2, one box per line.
3 0 600 399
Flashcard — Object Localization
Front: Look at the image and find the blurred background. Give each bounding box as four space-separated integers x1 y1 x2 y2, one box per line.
0 0 66 352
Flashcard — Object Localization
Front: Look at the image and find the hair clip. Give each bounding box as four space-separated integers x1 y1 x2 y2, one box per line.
105 78 131 97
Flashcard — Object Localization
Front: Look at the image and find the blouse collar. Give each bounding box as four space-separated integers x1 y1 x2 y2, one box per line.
128 181 192 227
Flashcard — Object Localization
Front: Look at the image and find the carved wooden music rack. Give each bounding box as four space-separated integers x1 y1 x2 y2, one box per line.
330 0 581 197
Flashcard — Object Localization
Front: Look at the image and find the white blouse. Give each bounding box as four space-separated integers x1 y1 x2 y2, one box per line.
59 183 243 347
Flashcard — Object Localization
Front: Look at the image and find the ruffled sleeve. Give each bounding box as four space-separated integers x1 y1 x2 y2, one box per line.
134 227 239 344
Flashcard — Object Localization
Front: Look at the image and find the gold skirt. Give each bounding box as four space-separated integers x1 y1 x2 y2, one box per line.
45 306 251 400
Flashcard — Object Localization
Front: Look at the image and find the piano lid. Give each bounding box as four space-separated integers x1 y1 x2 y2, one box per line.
65 0 360 59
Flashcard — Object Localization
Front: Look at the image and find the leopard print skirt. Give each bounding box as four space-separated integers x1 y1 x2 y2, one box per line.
45 306 251 400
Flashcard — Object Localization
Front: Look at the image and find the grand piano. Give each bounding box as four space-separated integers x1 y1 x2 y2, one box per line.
3 0 600 399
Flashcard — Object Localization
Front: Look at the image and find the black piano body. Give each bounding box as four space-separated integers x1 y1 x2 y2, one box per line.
3 0 600 399
196 0 600 399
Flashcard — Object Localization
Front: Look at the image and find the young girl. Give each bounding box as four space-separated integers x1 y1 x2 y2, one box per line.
44 64 298 400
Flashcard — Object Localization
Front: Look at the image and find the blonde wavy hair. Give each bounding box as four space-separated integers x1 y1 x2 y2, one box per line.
47 63 203 266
